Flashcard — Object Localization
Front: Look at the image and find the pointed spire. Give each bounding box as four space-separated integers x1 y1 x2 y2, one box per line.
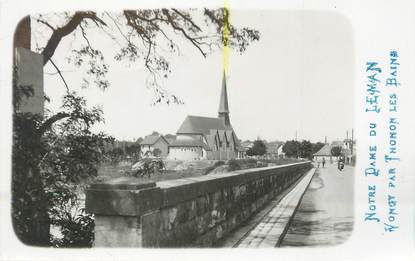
218 71 231 127
218 71 229 113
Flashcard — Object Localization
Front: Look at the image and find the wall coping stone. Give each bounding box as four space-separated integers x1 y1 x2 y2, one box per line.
86 161 311 217
90 176 156 190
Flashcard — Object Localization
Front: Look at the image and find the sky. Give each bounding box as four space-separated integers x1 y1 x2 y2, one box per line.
41 9 354 143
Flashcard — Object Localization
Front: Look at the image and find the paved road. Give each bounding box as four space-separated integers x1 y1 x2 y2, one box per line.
280 163 354 247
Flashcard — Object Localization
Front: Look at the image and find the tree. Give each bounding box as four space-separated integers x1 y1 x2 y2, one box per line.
298 140 313 159
32 9 260 103
283 140 313 159
12 91 111 246
13 8 260 246
331 146 342 157
282 140 300 158
106 147 125 164
312 142 325 154
152 148 162 157
125 143 141 162
247 140 267 156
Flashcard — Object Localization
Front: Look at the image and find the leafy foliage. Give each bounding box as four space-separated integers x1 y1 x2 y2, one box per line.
246 140 267 156
12 112 48 245
104 142 141 164
204 160 225 175
282 140 300 158
312 142 325 154
298 140 313 159
283 140 322 159
130 158 165 178
12 89 111 246
152 148 162 157
227 159 241 171
51 208 94 247
331 146 343 157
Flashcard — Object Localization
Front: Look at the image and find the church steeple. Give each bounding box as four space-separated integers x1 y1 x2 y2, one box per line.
218 71 231 127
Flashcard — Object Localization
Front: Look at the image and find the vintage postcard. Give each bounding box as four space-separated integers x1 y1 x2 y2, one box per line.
0 0 414 260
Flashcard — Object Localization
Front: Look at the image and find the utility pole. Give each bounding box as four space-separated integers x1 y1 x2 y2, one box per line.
295 130 299 159
351 128 354 153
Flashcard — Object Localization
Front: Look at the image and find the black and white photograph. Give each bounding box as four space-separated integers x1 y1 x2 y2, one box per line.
10 8 356 248
1 0 414 260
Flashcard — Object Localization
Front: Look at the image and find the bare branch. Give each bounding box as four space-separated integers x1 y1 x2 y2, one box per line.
172 9 201 32
49 59 70 93
37 112 70 137
79 23 92 48
42 11 107 65
105 12 130 43
36 18 56 31
162 9 206 57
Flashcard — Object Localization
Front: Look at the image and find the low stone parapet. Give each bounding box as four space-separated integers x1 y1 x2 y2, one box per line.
86 161 312 247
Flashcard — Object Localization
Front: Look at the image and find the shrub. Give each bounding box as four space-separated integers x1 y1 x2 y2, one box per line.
130 158 165 178
51 209 94 247
227 159 241 171
214 160 225 167
204 160 225 175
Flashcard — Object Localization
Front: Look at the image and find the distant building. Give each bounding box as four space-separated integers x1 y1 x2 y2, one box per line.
341 138 356 165
168 72 244 161
241 141 254 151
313 144 333 163
277 143 286 159
164 134 176 144
265 141 284 159
313 139 356 164
140 134 169 158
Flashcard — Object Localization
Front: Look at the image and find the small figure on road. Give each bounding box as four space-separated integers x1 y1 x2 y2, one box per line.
338 157 345 171
322 158 326 168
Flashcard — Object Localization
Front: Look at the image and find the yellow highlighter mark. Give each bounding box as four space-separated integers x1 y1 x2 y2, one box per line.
222 0 230 74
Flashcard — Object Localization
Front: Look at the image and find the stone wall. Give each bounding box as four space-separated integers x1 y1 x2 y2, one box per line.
86 161 312 247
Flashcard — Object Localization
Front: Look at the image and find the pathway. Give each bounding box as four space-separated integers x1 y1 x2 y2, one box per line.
221 162 354 248
280 163 354 247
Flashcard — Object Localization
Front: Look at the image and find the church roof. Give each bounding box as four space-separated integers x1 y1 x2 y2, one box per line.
313 144 332 156
218 72 229 113
176 115 230 135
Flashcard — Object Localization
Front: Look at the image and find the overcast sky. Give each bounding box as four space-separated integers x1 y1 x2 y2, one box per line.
41 9 354 143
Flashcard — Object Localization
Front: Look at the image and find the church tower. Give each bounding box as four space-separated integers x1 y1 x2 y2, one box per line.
218 71 231 127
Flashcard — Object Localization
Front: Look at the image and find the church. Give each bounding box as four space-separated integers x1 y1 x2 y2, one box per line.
167 73 244 161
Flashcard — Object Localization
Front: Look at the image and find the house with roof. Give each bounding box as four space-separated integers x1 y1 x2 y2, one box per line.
277 143 285 159
241 140 254 150
167 72 244 161
265 141 284 159
139 134 169 158
313 143 333 163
